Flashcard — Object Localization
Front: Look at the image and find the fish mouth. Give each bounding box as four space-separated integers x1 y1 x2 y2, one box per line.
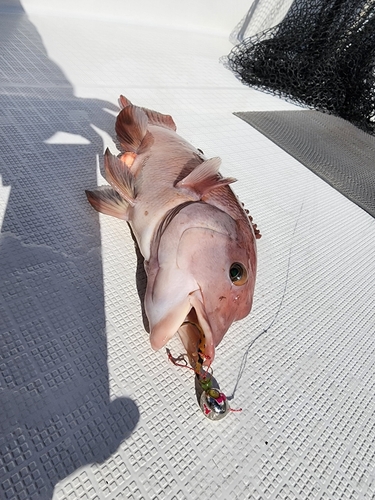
177 290 215 368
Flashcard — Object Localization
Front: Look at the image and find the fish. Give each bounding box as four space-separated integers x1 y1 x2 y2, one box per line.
86 95 260 372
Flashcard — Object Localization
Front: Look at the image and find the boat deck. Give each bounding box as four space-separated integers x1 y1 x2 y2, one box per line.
1 1 375 499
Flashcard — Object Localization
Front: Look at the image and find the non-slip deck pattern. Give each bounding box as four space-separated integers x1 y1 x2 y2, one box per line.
1 4 375 500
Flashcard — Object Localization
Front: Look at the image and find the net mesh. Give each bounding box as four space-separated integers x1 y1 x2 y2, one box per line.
226 0 375 135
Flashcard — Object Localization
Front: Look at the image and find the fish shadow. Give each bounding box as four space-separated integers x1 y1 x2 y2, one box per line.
0 4 139 499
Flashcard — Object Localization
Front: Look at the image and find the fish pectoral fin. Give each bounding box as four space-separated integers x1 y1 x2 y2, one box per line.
176 157 237 196
115 104 153 153
85 186 131 220
119 94 176 131
104 148 136 206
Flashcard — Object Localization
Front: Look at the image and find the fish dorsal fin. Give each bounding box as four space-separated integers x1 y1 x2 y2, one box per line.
85 186 131 220
176 157 237 196
104 148 136 206
118 94 176 131
115 105 153 153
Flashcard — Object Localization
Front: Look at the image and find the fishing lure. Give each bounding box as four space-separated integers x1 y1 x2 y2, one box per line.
167 321 241 420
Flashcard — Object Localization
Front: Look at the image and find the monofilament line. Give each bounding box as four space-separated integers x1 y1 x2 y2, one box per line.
228 201 305 401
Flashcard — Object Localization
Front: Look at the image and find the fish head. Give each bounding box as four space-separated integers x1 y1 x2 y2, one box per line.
145 203 257 366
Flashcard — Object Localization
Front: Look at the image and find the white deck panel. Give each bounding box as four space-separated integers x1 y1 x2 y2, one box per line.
1 2 375 499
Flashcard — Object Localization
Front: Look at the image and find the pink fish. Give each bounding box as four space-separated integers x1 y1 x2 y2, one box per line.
86 96 260 371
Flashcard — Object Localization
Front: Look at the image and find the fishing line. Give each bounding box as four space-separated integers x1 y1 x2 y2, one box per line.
228 201 305 401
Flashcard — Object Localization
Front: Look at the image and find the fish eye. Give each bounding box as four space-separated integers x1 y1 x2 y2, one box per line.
229 262 248 286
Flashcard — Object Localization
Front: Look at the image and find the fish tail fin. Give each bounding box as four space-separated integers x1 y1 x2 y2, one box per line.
118 94 132 109
118 94 176 131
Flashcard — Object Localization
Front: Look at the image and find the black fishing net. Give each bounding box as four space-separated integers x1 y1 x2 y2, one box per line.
226 0 375 135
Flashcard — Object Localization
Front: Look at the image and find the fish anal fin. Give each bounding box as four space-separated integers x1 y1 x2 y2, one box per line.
115 105 153 153
176 157 237 196
104 148 136 206
85 186 130 220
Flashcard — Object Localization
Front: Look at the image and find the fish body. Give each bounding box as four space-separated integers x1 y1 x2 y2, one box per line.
86 96 259 368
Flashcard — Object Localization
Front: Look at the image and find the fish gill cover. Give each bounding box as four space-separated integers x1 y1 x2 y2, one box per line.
225 0 375 135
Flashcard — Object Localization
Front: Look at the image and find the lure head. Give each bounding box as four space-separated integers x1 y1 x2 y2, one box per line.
200 388 230 420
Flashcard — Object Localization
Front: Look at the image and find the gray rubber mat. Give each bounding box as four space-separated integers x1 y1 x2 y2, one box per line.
235 110 375 218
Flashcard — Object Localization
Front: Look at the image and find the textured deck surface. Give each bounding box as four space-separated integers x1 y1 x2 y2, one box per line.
1 2 375 500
